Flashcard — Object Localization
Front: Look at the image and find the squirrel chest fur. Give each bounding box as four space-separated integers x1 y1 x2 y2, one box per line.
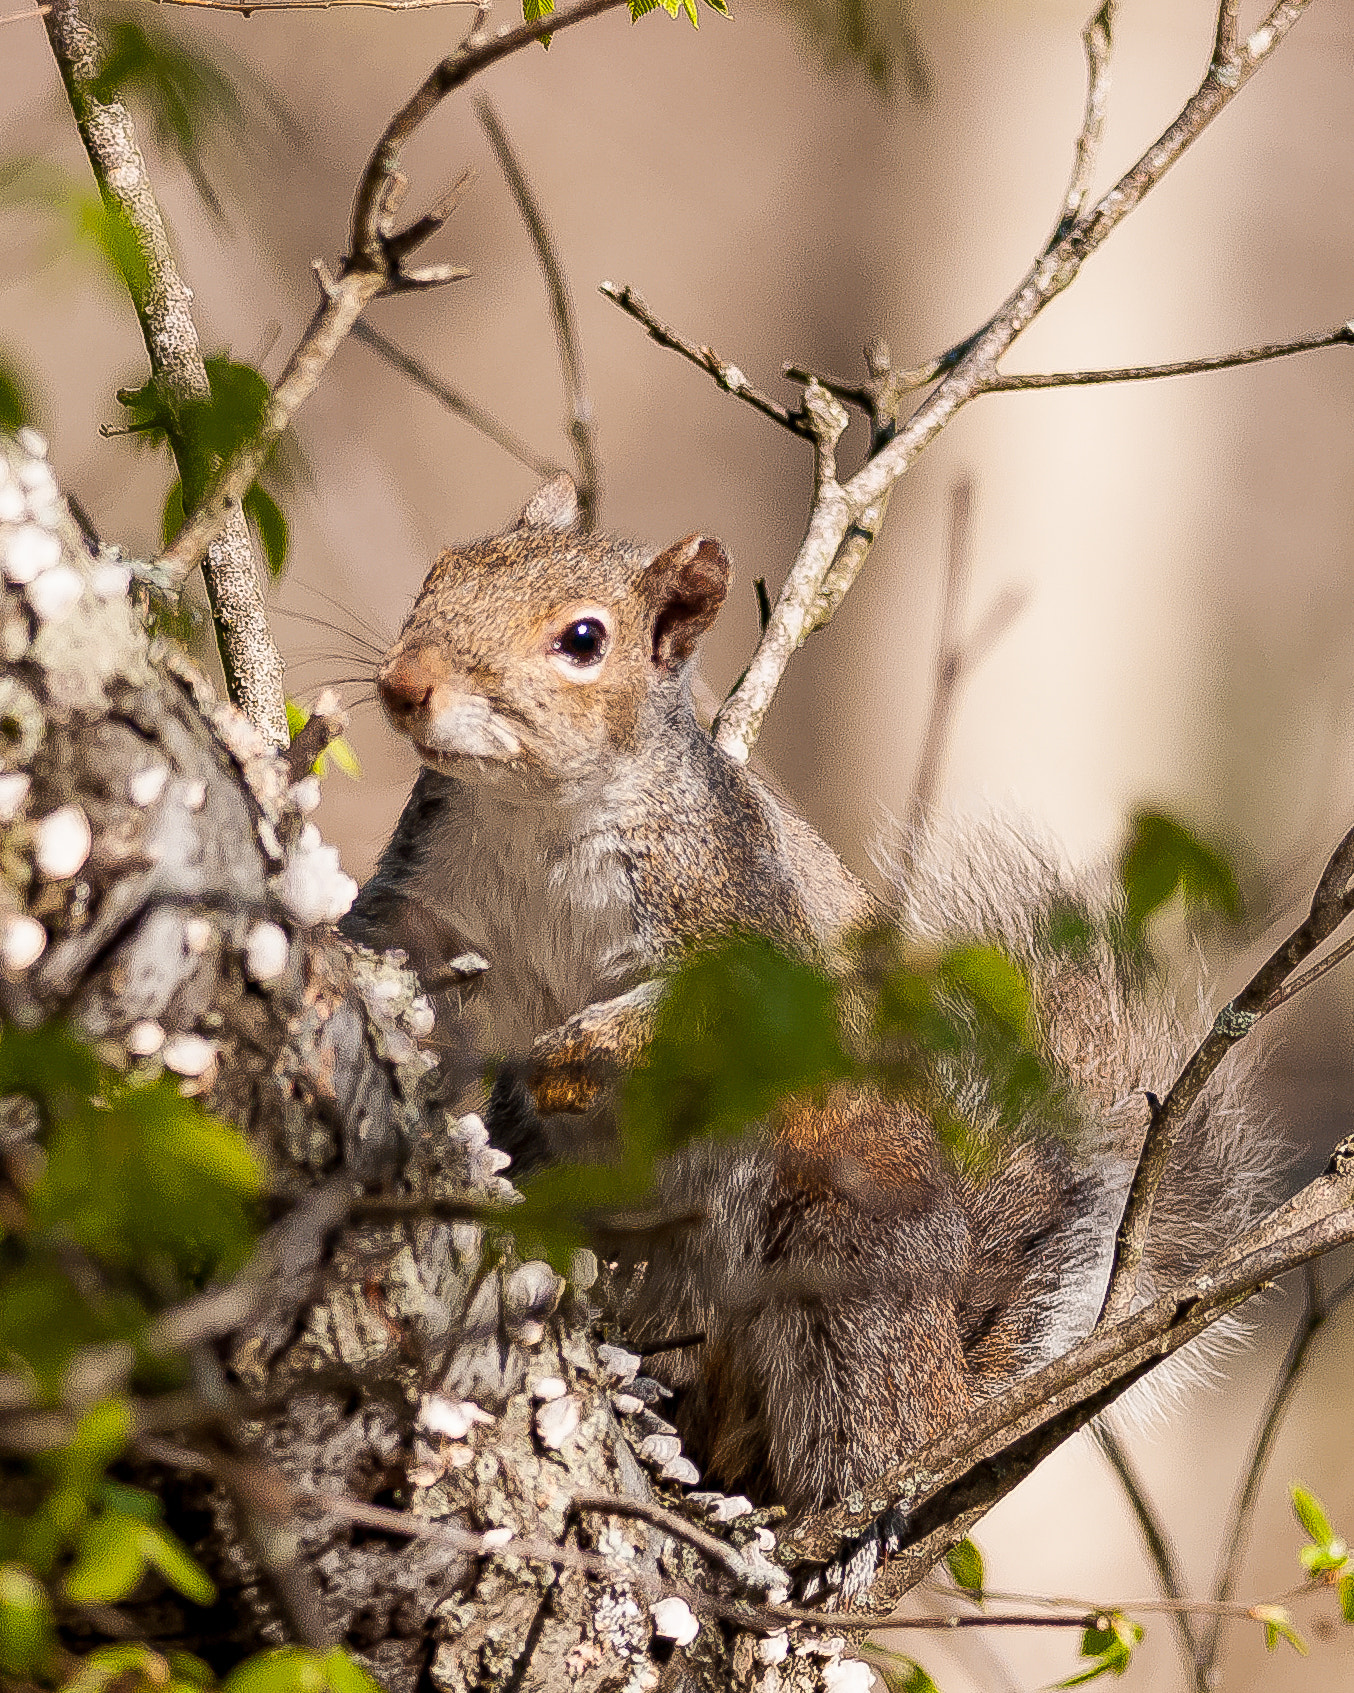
345 476 1269 1518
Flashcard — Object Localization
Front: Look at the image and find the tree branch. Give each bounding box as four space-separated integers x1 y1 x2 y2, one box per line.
1100 817 1354 1323
353 318 565 479
477 98 602 526
599 282 810 437
42 0 288 745
712 0 1320 763
153 0 628 592
986 322 1354 391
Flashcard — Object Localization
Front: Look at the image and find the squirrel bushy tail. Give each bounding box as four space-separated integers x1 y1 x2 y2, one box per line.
620 819 1278 1517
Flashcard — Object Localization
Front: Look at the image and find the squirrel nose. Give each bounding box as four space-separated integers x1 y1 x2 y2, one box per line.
378 647 441 721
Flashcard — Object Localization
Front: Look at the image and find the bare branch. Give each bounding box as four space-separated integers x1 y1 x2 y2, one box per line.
1101 817 1354 1323
600 282 809 437
478 98 602 526
987 322 1354 391
141 0 477 10
568 1489 752 1584
713 0 1320 763
782 1159 1354 1588
353 320 566 478
1053 1 1115 238
43 0 288 745
1260 928 1354 1012
1214 0 1240 62
1198 1265 1354 1672
1096 1424 1202 1684
153 0 628 592
285 686 350 782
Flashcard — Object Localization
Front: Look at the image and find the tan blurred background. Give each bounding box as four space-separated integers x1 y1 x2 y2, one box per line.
4 0 1354 1684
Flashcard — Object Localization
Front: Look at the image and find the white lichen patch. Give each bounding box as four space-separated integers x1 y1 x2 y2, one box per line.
755 1632 788 1666
1 912 46 971
128 764 169 807
161 1033 217 1078
3 525 60 584
0 772 30 821
422 1397 495 1440
821 1659 872 1692
534 1393 580 1449
27 565 82 623
244 921 289 982
126 1020 166 1057
275 823 358 925
649 1597 698 1646
597 1344 641 1385
34 805 91 879
531 1376 567 1402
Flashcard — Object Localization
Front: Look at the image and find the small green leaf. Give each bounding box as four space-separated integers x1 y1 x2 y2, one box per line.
1338 1572 1354 1622
64 1512 147 1603
1254 1604 1307 1656
138 1520 216 1605
0 1563 55 1679
522 0 553 44
0 351 37 432
244 482 289 577
1054 1614 1143 1687
1292 1483 1335 1548
1118 810 1241 940
223 1647 378 1693
944 1536 984 1600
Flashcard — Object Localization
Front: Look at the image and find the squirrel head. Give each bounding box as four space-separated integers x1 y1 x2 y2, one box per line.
376 474 732 790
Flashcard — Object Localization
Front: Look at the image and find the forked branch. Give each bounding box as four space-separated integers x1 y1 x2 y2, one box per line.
153 0 628 591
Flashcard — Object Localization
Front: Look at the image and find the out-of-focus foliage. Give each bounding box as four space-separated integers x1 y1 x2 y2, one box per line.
1118 809 1242 944
772 0 932 99
0 1024 386 1689
119 356 304 577
0 351 38 432
90 18 255 222
285 699 362 780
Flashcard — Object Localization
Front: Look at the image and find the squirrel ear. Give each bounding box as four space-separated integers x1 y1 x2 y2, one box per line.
516 473 581 533
640 535 731 670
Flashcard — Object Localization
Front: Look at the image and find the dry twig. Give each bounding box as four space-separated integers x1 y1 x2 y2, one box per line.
478 98 602 525
153 0 628 591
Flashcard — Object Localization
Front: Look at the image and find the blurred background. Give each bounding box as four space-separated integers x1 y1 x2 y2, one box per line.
3 0 1353 1684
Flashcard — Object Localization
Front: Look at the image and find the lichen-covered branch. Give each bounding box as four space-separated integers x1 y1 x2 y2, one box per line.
42 0 288 746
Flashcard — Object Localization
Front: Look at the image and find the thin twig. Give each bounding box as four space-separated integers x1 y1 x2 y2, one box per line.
1260 929 1354 1012
285 686 350 782
1052 1 1115 238
43 0 288 745
1100 816 1354 1324
1095 1423 1201 1685
987 323 1354 391
568 1489 751 1584
906 477 976 830
600 282 809 437
712 0 1319 763
1214 0 1240 62
153 0 628 591
478 98 601 526
1198 1264 1354 1672
352 319 564 480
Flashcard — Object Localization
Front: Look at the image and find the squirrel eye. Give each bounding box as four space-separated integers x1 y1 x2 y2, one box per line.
553 617 609 666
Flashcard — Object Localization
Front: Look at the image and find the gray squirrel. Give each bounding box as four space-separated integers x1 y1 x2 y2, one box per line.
344 474 1273 1517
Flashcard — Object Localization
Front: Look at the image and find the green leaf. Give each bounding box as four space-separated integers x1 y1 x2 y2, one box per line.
285 700 361 781
522 0 554 44
138 1520 216 1605
1054 1614 1143 1687
91 20 253 223
944 1536 984 1600
1118 810 1241 940
0 350 37 432
223 1647 380 1693
1339 1572 1354 1622
1291 1483 1335 1548
1254 1604 1307 1656
244 482 289 577
64 1511 147 1603
0 1562 55 1679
